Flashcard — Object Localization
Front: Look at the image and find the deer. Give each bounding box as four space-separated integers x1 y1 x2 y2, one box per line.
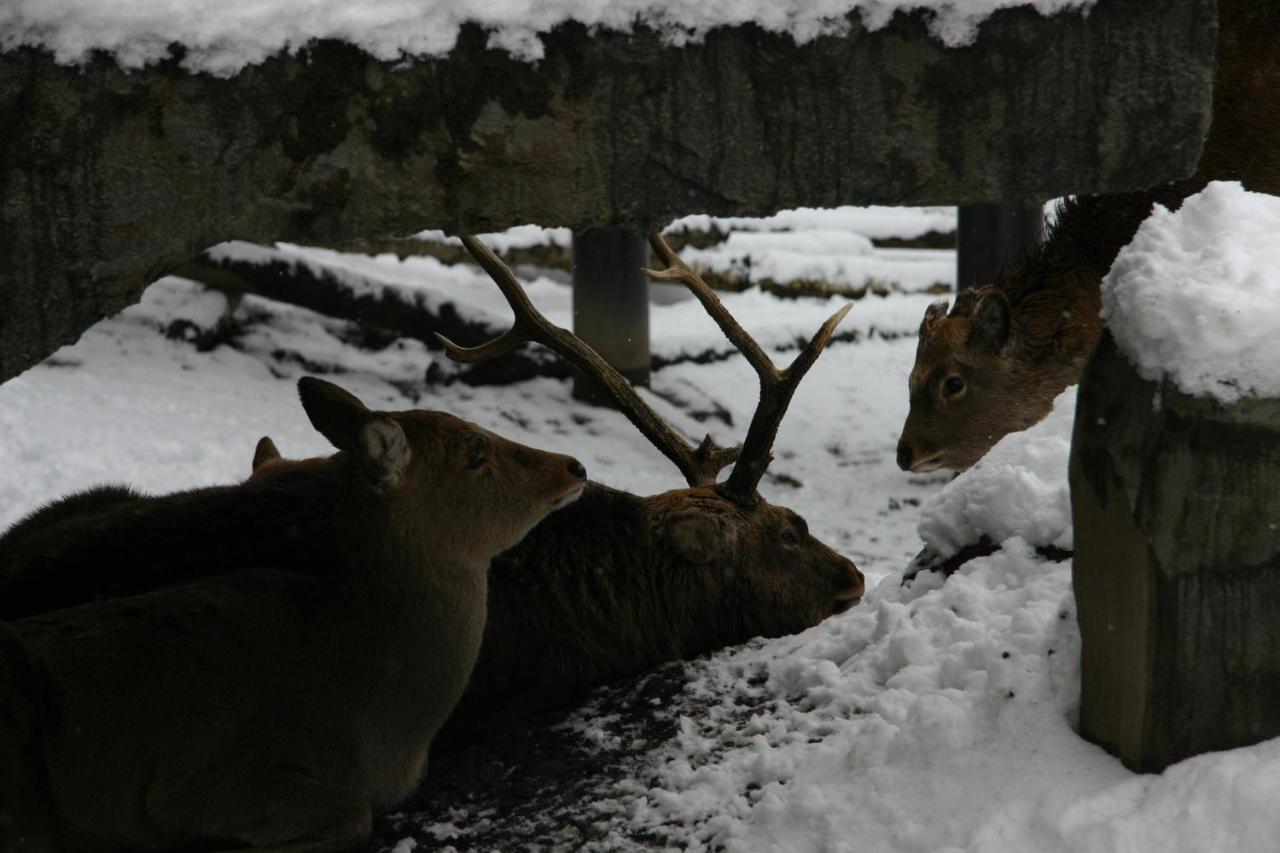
896 0 1280 473
415 233 865 741
0 377 587 851
0 233 865 749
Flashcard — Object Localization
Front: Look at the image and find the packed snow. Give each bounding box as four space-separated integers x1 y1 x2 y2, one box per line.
1102 181 1280 404
0 0 1095 75
3 204 1279 852
915 387 1075 558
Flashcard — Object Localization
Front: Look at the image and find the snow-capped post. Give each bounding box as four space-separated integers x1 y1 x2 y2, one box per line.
571 226 651 402
1070 182 1280 773
956 202 1043 292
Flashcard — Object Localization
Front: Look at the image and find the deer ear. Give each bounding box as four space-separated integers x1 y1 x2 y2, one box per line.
298 377 410 492
252 436 281 473
298 377 372 451
665 513 731 565
920 300 949 335
355 419 410 494
966 290 1011 351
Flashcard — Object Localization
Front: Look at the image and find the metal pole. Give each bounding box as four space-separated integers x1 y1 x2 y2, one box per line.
956 202 1044 292
571 226 651 404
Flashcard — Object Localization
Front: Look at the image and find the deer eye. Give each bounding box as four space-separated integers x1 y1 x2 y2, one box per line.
942 375 966 398
465 454 487 470
781 530 800 546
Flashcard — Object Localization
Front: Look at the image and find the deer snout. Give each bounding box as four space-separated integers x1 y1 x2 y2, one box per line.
549 456 588 511
896 441 914 472
832 559 865 614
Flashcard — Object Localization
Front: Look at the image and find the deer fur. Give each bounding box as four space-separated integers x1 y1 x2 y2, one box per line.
439 480 863 743
0 378 586 851
898 0 1280 473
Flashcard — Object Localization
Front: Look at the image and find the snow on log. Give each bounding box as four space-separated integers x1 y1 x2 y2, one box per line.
1071 181 1280 772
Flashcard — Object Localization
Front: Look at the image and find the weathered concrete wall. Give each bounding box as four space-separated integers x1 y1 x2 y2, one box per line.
0 0 1215 382
1071 332 1280 772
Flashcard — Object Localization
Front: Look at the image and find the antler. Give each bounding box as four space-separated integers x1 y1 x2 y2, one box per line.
437 235 740 488
646 233 851 503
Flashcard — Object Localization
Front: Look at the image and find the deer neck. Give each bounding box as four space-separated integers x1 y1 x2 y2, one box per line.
480 483 694 693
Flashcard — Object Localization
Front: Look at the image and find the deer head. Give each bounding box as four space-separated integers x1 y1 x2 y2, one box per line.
897 275 1099 473
294 377 589 564
437 233 864 620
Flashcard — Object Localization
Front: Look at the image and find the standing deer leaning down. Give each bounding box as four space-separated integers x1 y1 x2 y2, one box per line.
0 377 586 851
897 0 1280 473
0 234 865 748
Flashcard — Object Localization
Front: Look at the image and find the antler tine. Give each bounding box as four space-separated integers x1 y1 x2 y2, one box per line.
647 234 779 381
647 232 851 503
436 234 739 488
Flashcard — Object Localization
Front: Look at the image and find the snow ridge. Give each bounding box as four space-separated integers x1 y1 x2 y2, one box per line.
2 0 1094 76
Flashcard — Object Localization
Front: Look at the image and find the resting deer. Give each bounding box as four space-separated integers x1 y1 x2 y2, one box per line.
429 233 864 740
1 378 586 851
897 0 1280 473
0 234 864 748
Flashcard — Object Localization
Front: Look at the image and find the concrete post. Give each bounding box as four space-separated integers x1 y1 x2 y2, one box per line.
571 227 651 404
956 202 1044 291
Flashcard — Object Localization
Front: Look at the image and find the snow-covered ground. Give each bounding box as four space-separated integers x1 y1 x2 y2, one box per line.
2 204 1278 852
1 0 1096 75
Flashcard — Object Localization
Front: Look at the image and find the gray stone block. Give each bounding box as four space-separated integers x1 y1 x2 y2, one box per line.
1071 332 1280 772
0 0 1215 381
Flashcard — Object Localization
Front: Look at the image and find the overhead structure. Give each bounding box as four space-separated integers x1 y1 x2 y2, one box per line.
0 0 1215 382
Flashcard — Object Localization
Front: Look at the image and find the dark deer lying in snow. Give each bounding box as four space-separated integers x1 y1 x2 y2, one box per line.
431 233 864 741
896 0 1280 473
0 378 586 851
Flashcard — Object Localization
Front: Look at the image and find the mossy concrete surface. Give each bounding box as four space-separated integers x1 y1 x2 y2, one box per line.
1071 333 1280 773
0 0 1215 382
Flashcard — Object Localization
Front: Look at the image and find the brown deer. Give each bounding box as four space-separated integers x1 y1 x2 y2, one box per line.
0 234 864 749
1 377 586 851
429 233 864 741
896 0 1280 473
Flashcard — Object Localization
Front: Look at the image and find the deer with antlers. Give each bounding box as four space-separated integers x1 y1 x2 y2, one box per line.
0 234 864 748
259 233 865 742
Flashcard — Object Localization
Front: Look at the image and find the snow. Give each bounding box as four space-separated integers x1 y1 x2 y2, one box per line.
0 0 1095 75
4 204 1280 852
667 206 957 242
1102 181 1280 405
915 387 1076 557
211 227 946 364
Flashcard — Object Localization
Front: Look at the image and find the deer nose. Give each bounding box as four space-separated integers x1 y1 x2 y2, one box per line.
896 442 914 471
567 459 587 480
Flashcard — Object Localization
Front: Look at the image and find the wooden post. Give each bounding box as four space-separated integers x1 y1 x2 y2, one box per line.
1070 332 1280 772
571 227 650 403
956 202 1044 291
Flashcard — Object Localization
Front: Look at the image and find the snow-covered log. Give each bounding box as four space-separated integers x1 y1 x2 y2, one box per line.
1071 182 1280 772
0 0 1215 383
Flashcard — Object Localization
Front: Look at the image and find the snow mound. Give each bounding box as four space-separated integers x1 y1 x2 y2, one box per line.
916 386 1076 557
1 0 1093 75
1102 181 1280 405
667 206 957 242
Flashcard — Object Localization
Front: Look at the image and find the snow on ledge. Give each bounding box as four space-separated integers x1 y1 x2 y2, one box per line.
1102 181 1280 405
1 0 1094 76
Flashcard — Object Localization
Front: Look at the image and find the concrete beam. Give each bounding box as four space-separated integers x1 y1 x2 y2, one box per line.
0 0 1216 381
